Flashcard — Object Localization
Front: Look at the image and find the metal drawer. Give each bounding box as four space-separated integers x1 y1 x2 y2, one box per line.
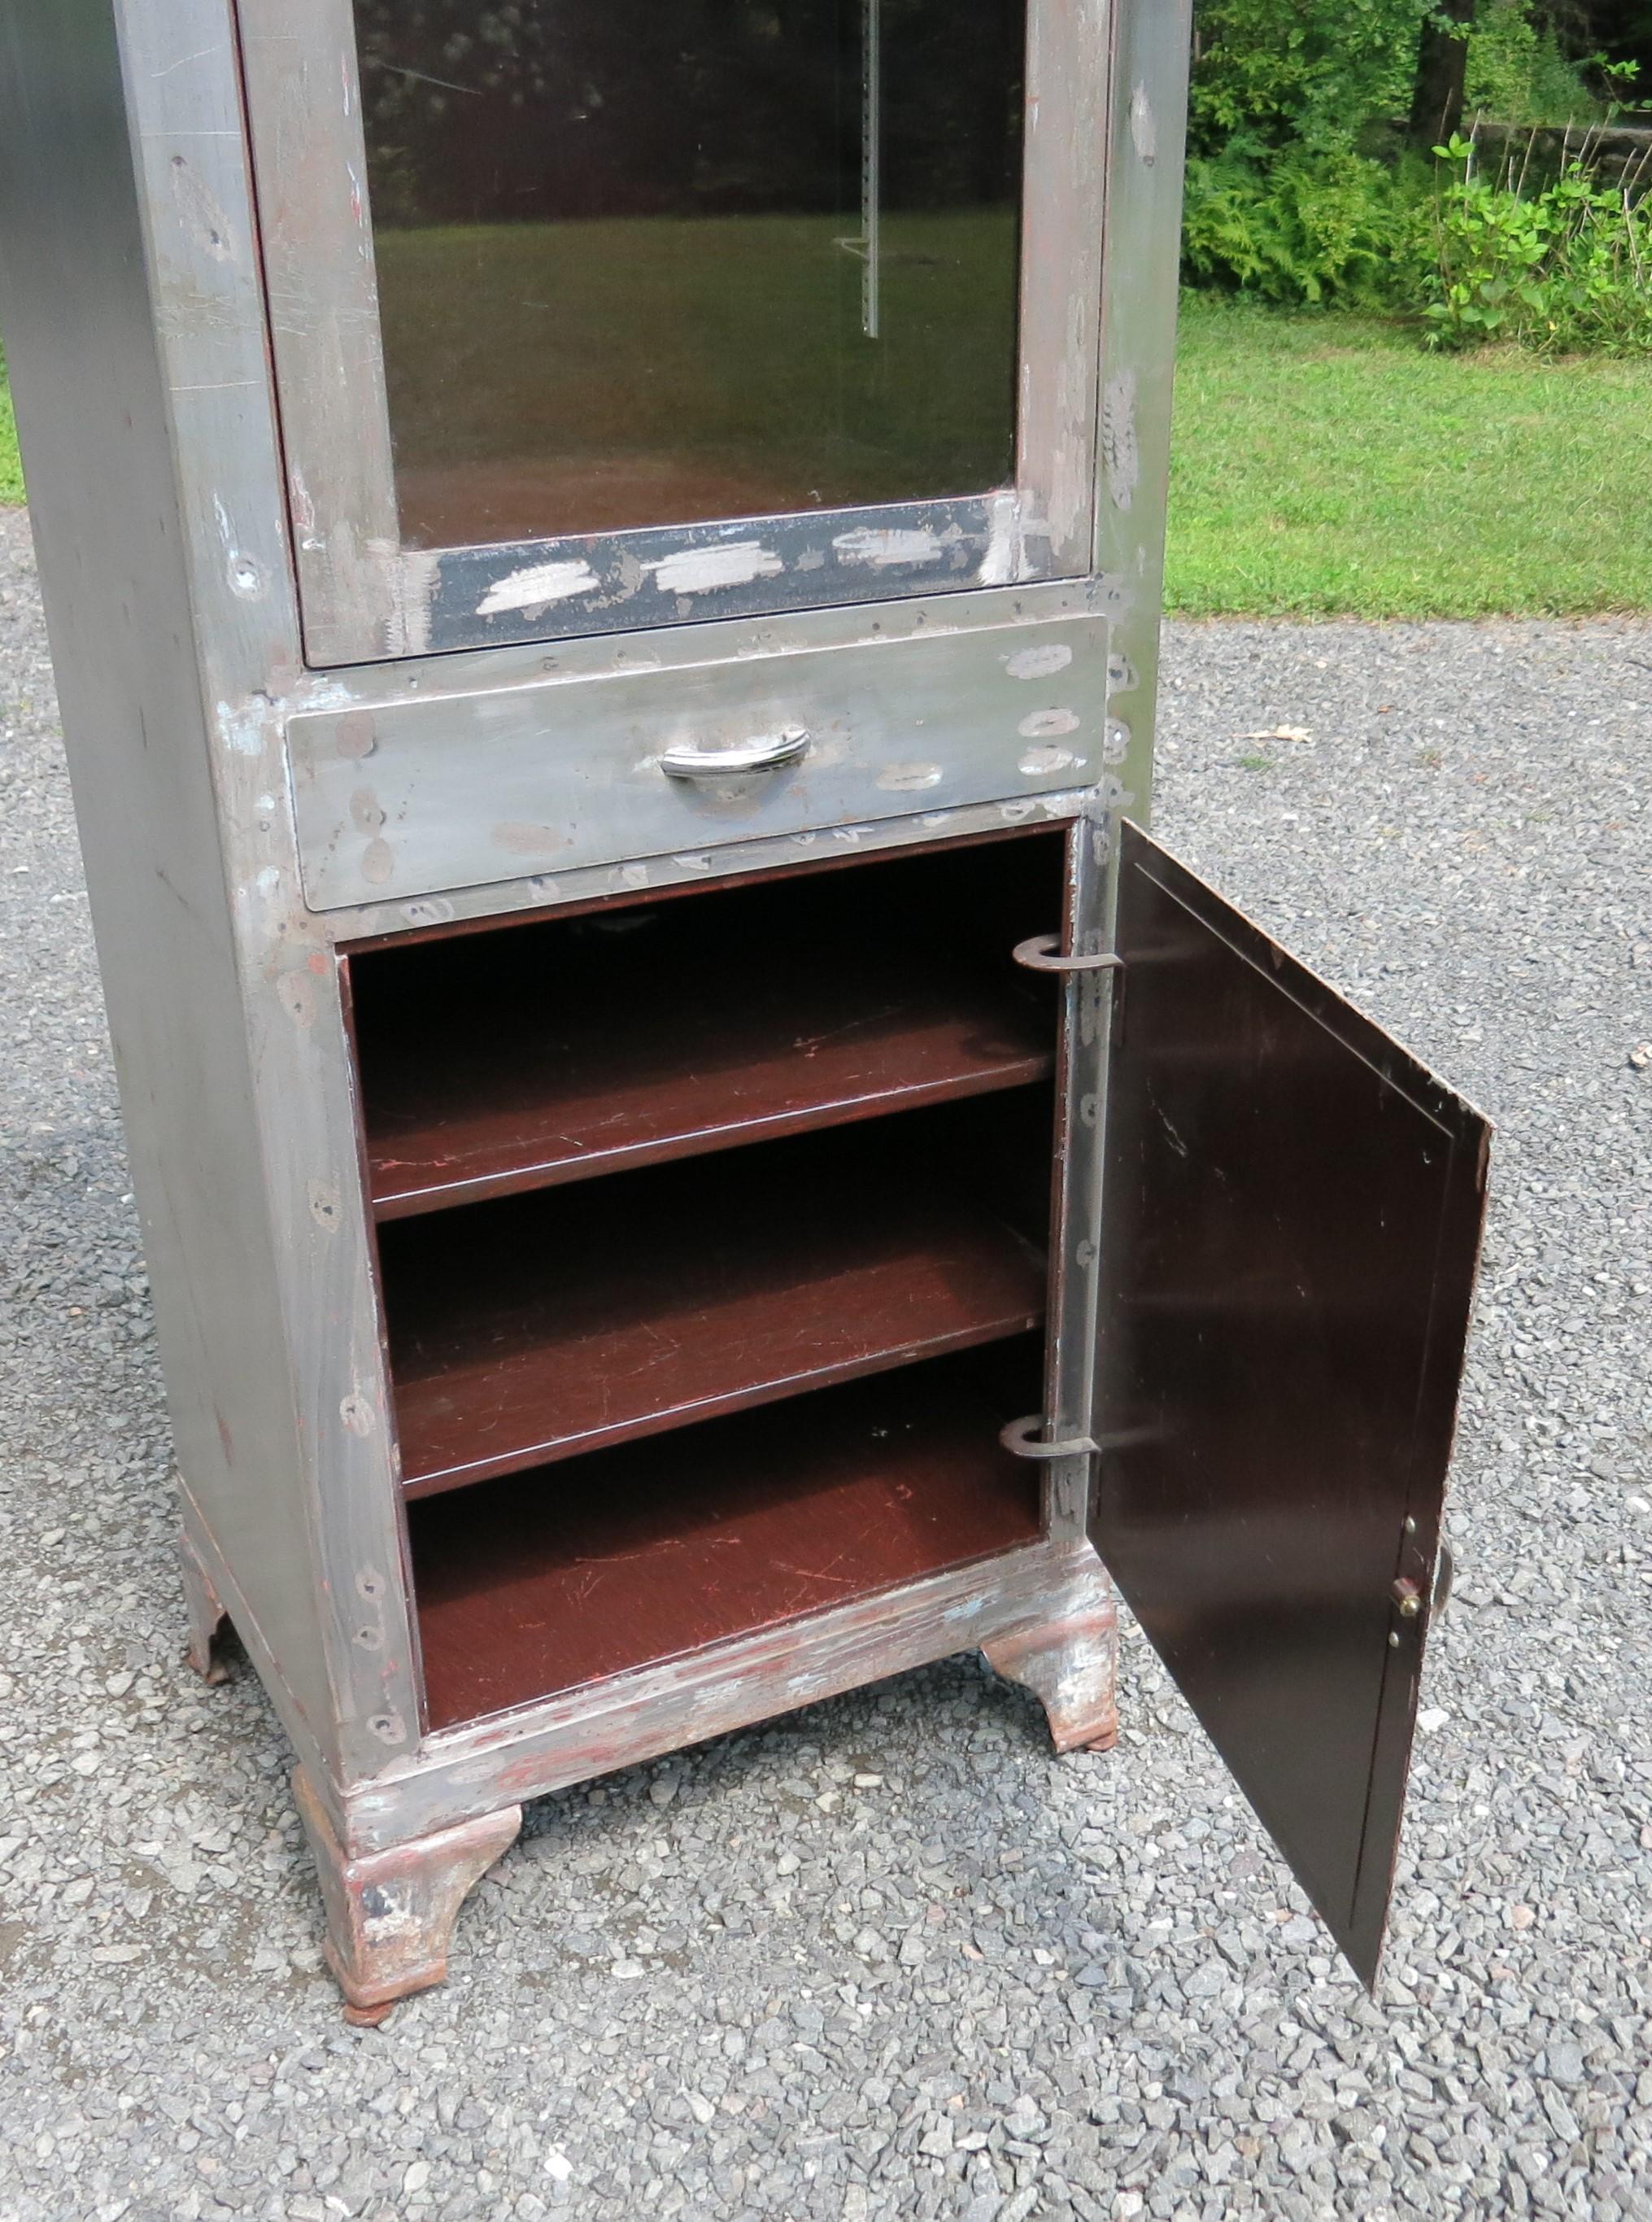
286 612 1109 910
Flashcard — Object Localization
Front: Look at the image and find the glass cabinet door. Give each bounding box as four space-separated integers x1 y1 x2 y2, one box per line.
242 0 1109 661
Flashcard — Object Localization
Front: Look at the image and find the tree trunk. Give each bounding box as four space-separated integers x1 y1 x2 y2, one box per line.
1408 0 1478 152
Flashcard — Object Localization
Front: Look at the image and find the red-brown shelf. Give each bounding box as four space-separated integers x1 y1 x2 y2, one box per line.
347 827 1066 1220
409 1341 1047 1727
381 1098 1052 1498
363 948 1051 1218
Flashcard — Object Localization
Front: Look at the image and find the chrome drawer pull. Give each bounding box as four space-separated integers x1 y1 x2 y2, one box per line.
660 727 810 778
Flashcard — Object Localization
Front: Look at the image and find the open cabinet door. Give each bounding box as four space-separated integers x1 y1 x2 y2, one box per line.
1092 823 1490 1984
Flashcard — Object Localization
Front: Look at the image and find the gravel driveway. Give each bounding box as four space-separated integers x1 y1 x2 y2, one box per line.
1 500 1649 2222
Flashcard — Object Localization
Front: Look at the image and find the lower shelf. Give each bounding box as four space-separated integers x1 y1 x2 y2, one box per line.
385 1090 1053 1496
410 1338 1046 1731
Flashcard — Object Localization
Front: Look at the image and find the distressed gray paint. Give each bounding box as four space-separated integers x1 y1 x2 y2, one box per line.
1093 0 1193 827
0 0 1193 1969
236 0 1108 665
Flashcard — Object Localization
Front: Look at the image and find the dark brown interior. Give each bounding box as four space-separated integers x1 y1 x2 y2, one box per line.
410 1338 1048 1728
349 827 1070 1726
348 831 1067 1218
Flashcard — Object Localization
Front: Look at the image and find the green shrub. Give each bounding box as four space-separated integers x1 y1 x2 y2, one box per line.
1426 135 1652 351
1182 146 1435 304
1187 0 1431 155
1463 0 1604 125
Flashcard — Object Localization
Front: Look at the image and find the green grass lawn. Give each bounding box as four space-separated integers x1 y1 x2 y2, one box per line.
1166 293 1652 617
2 288 1650 614
0 353 21 507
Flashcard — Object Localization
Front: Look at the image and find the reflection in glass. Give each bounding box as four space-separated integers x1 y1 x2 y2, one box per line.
351 0 1027 549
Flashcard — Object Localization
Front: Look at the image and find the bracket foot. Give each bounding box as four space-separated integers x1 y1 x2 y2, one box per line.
982 1571 1118 1754
178 1532 232 1685
294 1770 522 2023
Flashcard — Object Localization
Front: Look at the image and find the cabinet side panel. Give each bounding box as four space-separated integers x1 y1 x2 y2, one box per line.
1094 0 1192 819
0 0 339 1761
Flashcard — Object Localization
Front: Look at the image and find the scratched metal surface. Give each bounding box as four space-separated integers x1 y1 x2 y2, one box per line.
4 561 1650 2211
287 611 1114 908
237 0 1110 662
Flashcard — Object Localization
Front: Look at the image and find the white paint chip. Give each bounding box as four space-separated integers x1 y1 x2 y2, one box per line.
1018 708 1082 740
1130 81 1157 164
1005 644 1074 680
476 559 600 617
833 526 947 569
643 541 784 595
876 762 944 792
1018 744 1082 776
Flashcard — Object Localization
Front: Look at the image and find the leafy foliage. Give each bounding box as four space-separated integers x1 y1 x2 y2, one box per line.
1187 0 1432 155
1183 0 1652 348
1426 133 1652 347
1182 146 1434 304
1463 0 1606 121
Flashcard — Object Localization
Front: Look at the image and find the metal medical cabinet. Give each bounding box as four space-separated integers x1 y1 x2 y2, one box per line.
0 0 1488 2019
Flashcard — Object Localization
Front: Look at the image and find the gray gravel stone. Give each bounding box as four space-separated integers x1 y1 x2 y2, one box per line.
1 504 1650 2220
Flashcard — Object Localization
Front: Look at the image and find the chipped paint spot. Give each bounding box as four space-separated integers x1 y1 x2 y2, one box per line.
977 491 1039 587
362 1891 421 1943
999 801 1035 823
335 710 376 760
276 973 316 1029
386 548 438 658
619 863 650 889
832 526 948 570
255 866 281 897
876 762 944 792
1101 372 1140 515
476 558 600 618
361 839 395 886
671 853 713 873
168 153 234 262
643 542 784 595
218 701 263 757
1005 644 1073 681
942 1596 988 1622
290 471 319 545
307 1180 342 1232
340 1392 377 1438
1018 708 1082 741
228 553 264 600
1130 82 1157 165
1107 652 1138 692
403 897 456 928
349 789 386 834
1019 743 1082 776
1105 718 1131 766
493 822 568 858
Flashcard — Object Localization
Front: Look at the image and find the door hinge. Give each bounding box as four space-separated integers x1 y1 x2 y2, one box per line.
1011 935 1122 976
999 1415 1100 1460
1390 1577 1423 1620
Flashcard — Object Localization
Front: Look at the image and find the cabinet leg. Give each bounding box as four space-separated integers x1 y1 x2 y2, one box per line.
293 1769 522 2025
178 1532 231 1685
982 1574 1118 1754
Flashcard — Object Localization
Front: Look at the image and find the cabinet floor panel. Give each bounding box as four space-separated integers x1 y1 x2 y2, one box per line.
347 827 1066 1219
385 1099 1051 1497
411 1342 1045 1729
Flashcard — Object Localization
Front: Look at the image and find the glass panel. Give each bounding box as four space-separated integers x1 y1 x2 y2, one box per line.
351 0 1027 549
